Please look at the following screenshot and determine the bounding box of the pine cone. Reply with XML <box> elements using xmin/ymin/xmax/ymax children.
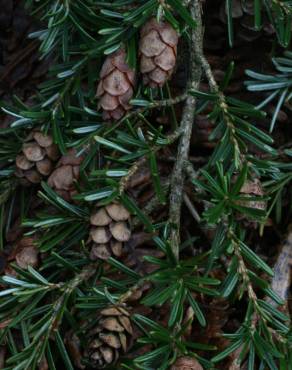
<box><xmin>96</xmin><ymin>48</ymin><xmax>135</xmax><ymax>121</ymax></box>
<box><xmin>139</xmin><ymin>18</ymin><xmax>179</xmax><ymax>88</ymax></box>
<box><xmin>84</xmin><ymin>306</ymin><xmax>133</xmax><ymax>369</ymax></box>
<box><xmin>15</xmin><ymin>131</ymin><xmax>59</xmax><ymax>184</ymax></box>
<box><xmin>171</xmin><ymin>356</ymin><xmax>203</xmax><ymax>370</ymax></box>
<box><xmin>89</xmin><ymin>202</ymin><xmax>131</xmax><ymax>260</ymax></box>
<box><xmin>47</xmin><ymin>148</ymin><xmax>83</xmax><ymax>201</ymax></box>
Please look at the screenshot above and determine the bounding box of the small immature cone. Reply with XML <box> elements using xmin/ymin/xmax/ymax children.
<box><xmin>47</xmin><ymin>148</ymin><xmax>84</xmax><ymax>201</ymax></box>
<box><xmin>171</xmin><ymin>356</ymin><xmax>203</xmax><ymax>370</ymax></box>
<box><xmin>15</xmin><ymin>130</ymin><xmax>59</xmax><ymax>184</ymax></box>
<box><xmin>89</xmin><ymin>202</ymin><xmax>131</xmax><ymax>261</ymax></box>
<box><xmin>139</xmin><ymin>18</ymin><xmax>179</xmax><ymax>88</ymax></box>
<box><xmin>96</xmin><ymin>48</ymin><xmax>135</xmax><ymax>121</ymax></box>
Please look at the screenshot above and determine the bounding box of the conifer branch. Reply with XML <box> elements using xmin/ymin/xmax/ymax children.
<box><xmin>198</xmin><ymin>54</ymin><xmax>244</xmax><ymax>166</ymax></box>
<box><xmin>168</xmin><ymin>0</ymin><xmax>203</xmax><ymax>260</ymax></box>
<box><xmin>105</xmin><ymin>93</ymin><xmax>188</xmax><ymax>137</ymax></box>
<box><xmin>228</xmin><ymin>226</ymin><xmax>292</xmax><ymax>369</ymax></box>
<box><xmin>132</xmin><ymin>179</ymin><xmax>171</xmax><ymax>228</ymax></box>
<box><xmin>2</xmin><ymin>1</ymin><xmax>292</xmax><ymax>369</ymax></box>
<box><xmin>119</xmin><ymin>126</ymin><xmax>184</xmax><ymax>195</ymax></box>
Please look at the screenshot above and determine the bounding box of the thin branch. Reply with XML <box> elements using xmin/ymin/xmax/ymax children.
<box><xmin>7</xmin><ymin>263</ymin><xmax>99</xmax><ymax>368</ymax></box>
<box><xmin>119</xmin><ymin>156</ymin><xmax>148</xmax><ymax>195</ymax></box>
<box><xmin>183</xmin><ymin>193</ymin><xmax>201</xmax><ymax>223</ymax></box>
<box><xmin>228</xmin><ymin>228</ymin><xmax>259</xmax><ymax>307</ymax></box>
<box><xmin>104</xmin><ymin>93</ymin><xmax>188</xmax><ymax>137</ymax></box>
<box><xmin>119</xmin><ymin>128</ymin><xmax>183</xmax><ymax>195</ymax></box>
<box><xmin>159</xmin><ymin>155</ymin><xmax>207</xmax><ymax>164</ymax></box>
<box><xmin>197</xmin><ymin>53</ymin><xmax>243</xmax><ymax>166</ymax></box>
<box><xmin>168</xmin><ymin>0</ymin><xmax>203</xmax><ymax>260</ymax></box>
<box><xmin>132</xmin><ymin>179</ymin><xmax>170</xmax><ymax>228</ymax></box>
<box><xmin>184</xmin><ymin>159</ymin><xmax>200</xmax><ymax>183</ymax></box>
<box><xmin>197</xmin><ymin>54</ymin><xmax>219</xmax><ymax>93</ymax></box>
<box><xmin>49</xmin><ymin>263</ymin><xmax>98</xmax><ymax>331</ymax></box>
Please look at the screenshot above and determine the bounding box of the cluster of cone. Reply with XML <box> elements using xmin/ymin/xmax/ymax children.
<box><xmin>97</xmin><ymin>17</ymin><xmax>179</xmax><ymax>120</ymax></box>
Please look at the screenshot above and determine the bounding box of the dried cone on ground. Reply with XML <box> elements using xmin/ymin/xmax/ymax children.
<box><xmin>89</xmin><ymin>202</ymin><xmax>131</xmax><ymax>260</ymax></box>
<box><xmin>65</xmin><ymin>331</ymin><xmax>85</xmax><ymax>369</ymax></box>
<box><xmin>48</xmin><ymin>148</ymin><xmax>83</xmax><ymax>201</ymax></box>
<box><xmin>84</xmin><ymin>306</ymin><xmax>133</xmax><ymax>369</ymax></box>
<box><xmin>239</xmin><ymin>178</ymin><xmax>266</xmax><ymax>211</ymax></box>
<box><xmin>139</xmin><ymin>17</ymin><xmax>179</xmax><ymax>88</ymax></box>
<box><xmin>219</xmin><ymin>0</ymin><xmax>274</xmax><ymax>42</ymax></box>
<box><xmin>15</xmin><ymin>131</ymin><xmax>59</xmax><ymax>184</ymax></box>
<box><xmin>234</xmin><ymin>177</ymin><xmax>266</xmax><ymax>228</ymax></box>
<box><xmin>96</xmin><ymin>48</ymin><xmax>135</xmax><ymax>121</ymax></box>
<box><xmin>171</xmin><ymin>356</ymin><xmax>203</xmax><ymax>370</ymax></box>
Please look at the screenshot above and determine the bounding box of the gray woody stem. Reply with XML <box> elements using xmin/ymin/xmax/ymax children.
<box><xmin>168</xmin><ymin>0</ymin><xmax>203</xmax><ymax>260</ymax></box>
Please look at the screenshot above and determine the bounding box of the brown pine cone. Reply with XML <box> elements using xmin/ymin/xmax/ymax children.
<box><xmin>96</xmin><ymin>48</ymin><xmax>135</xmax><ymax>121</ymax></box>
<box><xmin>139</xmin><ymin>18</ymin><xmax>179</xmax><ymax>88</ymax></box>
<box><xmin>47</xmin><ymin>148</ymin><xmax>84</xmax><ymax>201</ymax></box>
<box><xmin>89</xmin><ymin>202</ymin><xmax>131</xmax><ymax>260</ymax></box>
<box><xmin>84</xmin><ymin>306</ymin><xmax>133</xmax><ymax>369</ymax></box>
<box><xmin>171</xmin><ymin>356</ymin><xmax>203</xmax><ymax>370</ymax></box>
<box><xmin>15</xmin><ymin>131</ymin><xmax>59</xmax><ymax>184</ymax></box>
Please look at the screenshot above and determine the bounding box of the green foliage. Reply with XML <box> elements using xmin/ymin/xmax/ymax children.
<box><xmin>142</xmin><ymin>234</ymin><xmax>220</xmax><ymax>327</ymax></box>
<box><xmin>131</xmin><ymin>314</ymin><xmax>213</xmax><ymax>370</ymax></box>
<box><xmin>193</xmin><ymin>163</ymin><xmax>268</xmax><ymax>224</ymax></box>
<box><xmin>191</xmin><ymin>81</ymin><xmax>276</xmax><ymax>169</ymax></box>
<box><xmin>246</xmin><ymin>50</ymin><xmax>292</xmax><ymax>132</ymax></box>
<box><xmin>0</xmin><ymin>1</ymin><xmax>292</xmax><ymax>370</ymax></box>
